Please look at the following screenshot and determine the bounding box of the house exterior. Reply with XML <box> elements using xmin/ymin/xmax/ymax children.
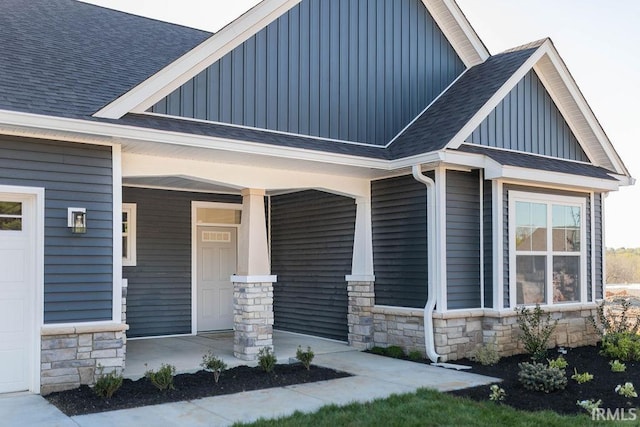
<box><xmin>0</xmin><ymin>0</ymin><xmax>632</xmax><ymax>395</ymax></box>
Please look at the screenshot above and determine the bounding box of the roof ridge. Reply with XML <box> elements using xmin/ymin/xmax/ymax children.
<box><xmin>500</xmin><ymin>37</ymin><xmax>549</xmax><ymax>54</ymax></box>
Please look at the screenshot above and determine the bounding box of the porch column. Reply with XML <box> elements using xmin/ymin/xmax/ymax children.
<box><xmin>346</xmin><ymin>197</ymin><xmax>375</xmax><ymax>350</ymax></box>
<box><xmin>232</xmin><ymin>188</ymin><xmax>276</xmax><ymax>361</ymax></box>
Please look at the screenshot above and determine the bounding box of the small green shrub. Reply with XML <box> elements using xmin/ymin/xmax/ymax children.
<box><xmin>385</xmin><ymin>346</ymin><xmax>405</xmax><ymax>359</ymax></box>
<box><xmin>518</xmin><ymin>361</ymin><xmax>567</xmax><ymax>393</ymax></box>
<box><xmin>590</xmin><ymin>298</ymin><xmax>640</xmax><ymax>337</ymax></box>
<box><xmin>472</xmin><ymin>342</ymin><xmax>500</xmax><ymax>366</ymax></box>
<box><xmin>258</xmin><ymin>347</ymin><xmax>277</xmax><ymax>373</ymax></box>
<box><xmin>296</xmin><ymin>346</ymin><xmax>314</xmax><ymax>370</ymax></box>
<box><xmin>576</xmin><ymin>399</ymin><xmax>602</xmax><ymax>414</ymax></box>
<box><xmin>615</xmin><ymin>382</ymin><xmax>638</xmax><ymax>398</ymax></box>
<box><xmin>516</xmin><ymin>305</ymin><xmax>558</xmax><ymax>362</ymax></box>
<box><xmin>600</xmin><ymin>332</ymin><xmax>640</xmax><ymax>362</ymax></box>
<box><xmin>571</xmin><ymin>368</ymin><xmax>593</xmax><ymax>384</ymax></box>
<box><xmin>547</xmin><ymin>356</ymin><xmax>568</xmax><ymax>370</ymax></box>
<box><xmin>370</xmin><ymin>346</ymin><xmax>386</xmax><ymax>356</ymax></box>
<box><xmin>93</xmin><ymin>365</ymin><xmax>123</xmax><ymax>399</ymax></box>
<box><xmin>609</xmin><ymin>359</ymin><xmax>627</xmax><ymax>372</ymax></box>
<box><xmin>407</xmin><ymin>350</ymin><xmax>423</xmax><ymax>361</ymax></box>
<box><xmin>488</xmin><ymin>384</ymin><xmax>506</xmax><ymax>402</ymax></box>
<box><xmin>201</xmin><ymin>351</ymin><xmax>227</xmax><ymax>383</ymax></box>
<box><xmin>144</xmin><ymin>363</ymin><xmax>176</xmax><ymax>391</ymax></box>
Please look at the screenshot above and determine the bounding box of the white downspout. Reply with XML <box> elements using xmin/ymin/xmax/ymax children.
<box><xmin>412</xmin><ymin>165</ymin><xmax>440</xmax><ymax>363</ymax></box>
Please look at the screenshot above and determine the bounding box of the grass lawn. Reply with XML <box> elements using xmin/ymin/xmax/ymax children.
<box><xmin>236</xmin><ymin>388</ymin><xmax>633</xmax><ymax>427</ymax></box>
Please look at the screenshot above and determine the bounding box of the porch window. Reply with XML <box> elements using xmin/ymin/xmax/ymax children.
<box><xmin>122</xmin><ymin>203</ymin><xmax>137</xmax><ymax>266</ymax></box>
<box><xmin>510</xmin><ymin>192</ymin><xmax>586</xmax><ymax>306</ymax></box>
<box><xmin>0</xmin><ymin>201</ymin><xmax>22</xmax><ymax>231</ymax></box>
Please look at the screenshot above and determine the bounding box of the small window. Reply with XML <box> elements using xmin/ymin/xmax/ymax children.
<box><xmin>122</xmin><ymin>203</ymin><xmax>137</xmax><ymax>266</ymax></box>
<box><xmin>0</xmin><ymin>201</ymin><xmax>22</xmax><ymax>231</ymax></box>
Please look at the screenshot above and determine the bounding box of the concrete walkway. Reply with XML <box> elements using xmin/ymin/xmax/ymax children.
<box><xmin>7</xmin><ymin>351</ymin><xmax>499</xmax><ymax>427</ymax></box>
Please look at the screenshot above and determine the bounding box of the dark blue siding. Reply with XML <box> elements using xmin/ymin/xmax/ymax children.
<box><xmin>594</xmin><ymin>193</ymin><xmax>603</xmax><ymax>299</ymax></box>
<box><xmin>271</xmin><ymin>190</ymin><xmax>355</xmax><ymax>341</ymax></box>
<box><xmin>503</xmin><ymin>185</ymin><xmax>593</xmax><ymax>307</ymax></box>
<box><xmin>469</xmin><ymin>70</ymin><xmax>589</xmax><ymax>162</ymax></box>
<box><xmin>483</xmin><ymin>178</ymin><xmax>493</xmax><ymax>308</ymax></box>
<box><xmin>150</xmin><ymin>0</ymin><xmax>465</xmax><ymax>145</ymax></box>
<box><xmin>371</xmin><ymin>174</ymin><xmax>429</xmax><ymax>308</ymax></box>
<box><xmin>0</xmin><ymin>137</ymin><xmax>113</xmax><ymax>323</ymax></box>
<box><xmin>446</xmin><ymin>170</ymin><xmax>481</xmax><ymax>309</ymax></box>
<box><xmin>123</xmin><ymin>188</ymin><xmax>240</xmax><ymax>338</ymax></box>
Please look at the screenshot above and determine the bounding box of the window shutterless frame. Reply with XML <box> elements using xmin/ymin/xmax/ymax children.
<box><xmin>122</xmin><ymin>203</ymin><xmax>137</xmax><ymax>266</ymax></box>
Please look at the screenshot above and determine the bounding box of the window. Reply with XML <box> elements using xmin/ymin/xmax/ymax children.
<box><xmin>510</xmin><ymin>192</ymin><xmax>586</xmax><ymax>306</ymax></box>
<box><xmin>0</xmin><ymin>201</ymin><xmax>22</xmax><ymax>231</ymax></box>
<box><xmin>122</xmin><ymin>203</ymin><xmax>137</xmax><ymax>266</ymax></box>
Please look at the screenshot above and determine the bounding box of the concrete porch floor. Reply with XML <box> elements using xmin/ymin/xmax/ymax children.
<box><xmin>125</xmin><ymin>330</ymin><xmax>354</xmax><ymax>379</ymax></box>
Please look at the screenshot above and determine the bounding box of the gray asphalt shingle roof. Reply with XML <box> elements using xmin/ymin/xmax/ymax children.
<box><xmin>0</xmin><ymin>0</ymin><xmax>210</xmax><ymax>118</ymax></box>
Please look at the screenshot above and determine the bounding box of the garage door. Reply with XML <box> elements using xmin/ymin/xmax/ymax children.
<box><xmin>0</xmin><ymin>194</ymin><xmax>35</xmax><ymax>393</ymax></box>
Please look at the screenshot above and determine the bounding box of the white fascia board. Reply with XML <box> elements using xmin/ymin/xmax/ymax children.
<box><xmin>445</xmin><ymin>44</ymin><xmax>548</xmax><ymax>151</ymax></box>
<box><xmin>537</xmin><ymin>46</ymin><xmax>630</xmax><ymax>177</ymax></box>
<box><xmin>486</xmin><ymin>165</ymin><xmax>620</xmax><ymax>192</ymax></box>
<box><xmin>422</xmin><ymin>0</ymin><xmax>489</xmax><ymax>67</ymax></box>
<box><xmin>94</xmin><ymin>0</ymin><xmax>301</xmax><ymax>119</ymax></box>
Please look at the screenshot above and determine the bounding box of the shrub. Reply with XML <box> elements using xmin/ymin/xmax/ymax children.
<box><xmin>296</xmin><ymin>346</ymin><xmax>314</xmax><ymax>370</ymax></box>
<box><xmin>201</xmin><ymin>351</ymin><xmax>227</xmax><ymax>383</ymax></box>
<box><xmin>571</xmin><ymin>368</ymin><xmax>593</xmax><ymax>384</ymax></box>
<box><xmin>488</xmin><ymin>384</ymin><xmax>506</xmax><ymax>402</ymax></box>
<box><xmin>517</xmin><ymin>361</ymin><xmax>567</xmax><ymax>393</ymax></box>
<box><xmin>600</xmin><ymin>332</ymin><xmax>640</xmax><ymax>362</ymax></box>
<box><xmin>615</xmin><ymin>382</ymin><xmax>638</xmax><ymax>398</ymax></box>
<box><xmin>145</xmin><ymin>363</ymin><xmax>176</xmax><ymax>391</ymax></box>
<box><xmin>385</xmin><ymin>346</ymin><xmax>405</xmax><ymax>359</ymax></box>
<box><xmin>472</xmin><ymin>342</ymin><xmax>500</xmax><ymax>366</ymax></box>
<box><xmin>590</xmin><ymin>298</ymin><xmax>640</xmax><ymax>362</ymax></box>
<box><xmin>407</xmin><ymin>350</ymin><xmax>423</xmax><ymax>361</ymax></box>
<box><xmin>547</xmin><ymin>356</ymin><xmax>568</xmax><ymax>370</ymax></box>
<box><xmin>93</xmin><ymin>365</ymin><xmax>123</xmax><ymax>399</ymax></box>
<box><xmin>515</xmin><ymin>304</ymin><xmax>558</xmax><ymax>362</ymax></box>
<box><xmin>258</xmin><ymin>347</ymin><xmax>277</xmax><ymax>373</ymax></box>
<box><xmin>370</xmin><ymin>346</ymin><xmax>386</xmax><ymax>356</ymax></box>
<box><xmin>576</xmin><ymin>399</ymin><xmax>602</xmax><ymax>414</ymax></box>
<box><xmin>609</xmin><ymin>359</ymin><xmax>627</xmax><ymax>372</ymax></box>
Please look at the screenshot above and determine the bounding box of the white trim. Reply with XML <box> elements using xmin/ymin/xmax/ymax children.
<box><xmin>435</xmin><ymin>167</ymin><xmax>447</xmax><ymax>312</ymax></box>
<box><xmin>508</xmin><ymin>191</ymin><xmax>587</xmax><ymax>308</ymax></box>
<box><xmin>113</xmin><ymin>146</ymin><xmax>123</xmax><ymax>323</ymax></box>
<box><xmin>479</xmin><ymin>169</ymin><xmax>484</xmax><ymax>309</ymax></box>
<box><xmin>0</xmin><ymin>186</ymin><xmax>44</xmax><ymax>393</ymax></box>
<box><xmin>121</xmin><ymin>203</ymin><xmax>137</xmax><ymax>267</ymax></box>
<box><xmin>231</xmin><ymin>275</ymin><xmax>277</xmax><ymax>283</ymax></box>
<box><xmin>346</xmin><ymin>275</ymin><xmax>376</xmax><ymax>282</ymax></box>
<box><xmin>493</xmin><ymin>180</ymin><xmax>504</xmax><ymax>310</ymax></box>
<box><xmin>94</xmin><ymin>0</ymin><xmax>302</xmax><ymax>118</ymax></box>
<box><xmin>590</xmin><ymin>192</ymin><xmax>596</xmax><ymax>302</ymax></box>
<box><xmin>123</xmin><ymin>183</ymin><xmax>240</xmax><ymax>196</ymax></box>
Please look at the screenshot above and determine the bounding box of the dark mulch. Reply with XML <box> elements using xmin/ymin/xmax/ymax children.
<box><xmin>449</xmin><ymin>344</ymin><xmax>640</xmax><ymax>415</ymax></box>
<box><xmin>45</xmin><ymin>364</ymin><xmax>350</xmax><ymax>416</ymax></box>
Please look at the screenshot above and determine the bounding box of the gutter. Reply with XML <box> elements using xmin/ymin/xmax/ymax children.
<box><xmin>411</xmin><ymin>165</ymin><xmax>440</xmax><ymax>363</ymax></box>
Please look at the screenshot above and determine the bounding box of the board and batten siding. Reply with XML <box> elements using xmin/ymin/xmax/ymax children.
<box><xmin>446</xmin><ymin>170</ymin><xmax>481</xmax><ymax>309</ymax></box>
<box><xmin>0</xmin><ymin>136</ymin><xmax>113</xmax><ymax>323</ymax></box>
<box><xmin>503</xmin><ymin>185</ymin><xmax>595</xmax><ymax>307</ymax></box>
<box><xmin>270</xmin><ymin>190</ymin><xmax>355</xmax><ymax>341</ymax></box>
<box><xmin>468</xmin><ymin>70</ymin><xmax>589</xmax><ymax>162</ymax></box>
<box><xmin>150</xmin><ymin>0</ymin><xmax>465</xmax><ymax>146</ymax></box>
<box><xmin>371</xmin><ymin>174</ymin><xmax>429</xmax><ymax>308</ymax></box>
<box><xmin>122</xmin><ymin>187</ymin><xmax>240</xmax><ymax>338</ymax></box>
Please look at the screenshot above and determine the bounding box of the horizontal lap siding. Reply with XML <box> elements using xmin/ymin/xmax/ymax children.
<box><xmin>271</xmin><ymin>190</ymin><xmax>355</xmax><ymax>341</ymax></box>
<box><xmin>0</xmin><ymin>136</ymin><xmax>113</xmax><ymax>323</ymax></box>
<box><xmin>446</xmin><ymin>170</ymin><xmax>481</xmax><ymax>309</ymax></box>
<box><xmin>483</xmin><ymin>178</ymin><xmax>493</xmax><ymax>308</ymax></box>
<box><xmin>594</xmin><ymin>193</ymin><xmax>603</xmax><ymax>299</ymax></box>
<box><xmin>372</xmin><ymin>174</ymin><xmax>428</xmax><ymax>308</ymax></box>
<box><xmin>123</xmin><ymin>188</ymin><xmax>240</xmax><ymax>338</ymax></box>
<box><xmin>468</xmin><ymin>70</ymin><xmax>589</xmax><ymax>162</ymax></box>
<box><xmin>151</xmin><ymin>0</ymin><xmax>464</xmax><ymax>146</ymax></box>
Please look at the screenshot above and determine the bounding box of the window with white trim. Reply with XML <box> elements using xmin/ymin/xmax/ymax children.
<box><xmin>510</xmin><ymin>192</ymin><xmax>586</xmax><ymax>306</ymax></box>
<box><xmin>122</xmin><ymin>203</ymin><xmax>137</xmax><ymax>266</ymax></box>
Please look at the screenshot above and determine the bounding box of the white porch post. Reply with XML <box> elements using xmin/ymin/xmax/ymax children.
<box><xmin>232</xmin><ymin>188</ymin><xmax>277</xmax><ymax>360</ymax></box>
<box><xmin>346</xmin><ymin>197</ymin><xmax>375</xmax><ymax>349</ymax></box>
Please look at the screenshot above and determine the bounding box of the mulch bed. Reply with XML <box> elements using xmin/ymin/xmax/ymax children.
<box><xmin>448</xmin><ymin>344</ymin><xmax>640</xmax><ymax>415</ymax></box>
<box><xmin>45</xmin><ymin>364</ymin><xmax>350</xmax><ymax>416</ymax></box>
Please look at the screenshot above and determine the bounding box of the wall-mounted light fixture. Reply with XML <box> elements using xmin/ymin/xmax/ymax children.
<box><xmin>67</xmin><ymin>207</ymin><xmax>87</xmax><ymax>234</ymax></box>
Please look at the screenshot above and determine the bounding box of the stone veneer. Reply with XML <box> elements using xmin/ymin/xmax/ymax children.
<box><xmin>40</xmin><ymin>323</ymin><xmax>127</xmax><ymax>395</ymax></box>
<box><xmin>233</xmin><ymin>281</ymin><xmax>274</xmax><ymax>360</ymax></box>
<box><xmin>347</xmin><ymin>281</ymin><xmax>375</xmax><ymax>350</ymax></box>
<box><xmin>370</xmin><ymin>304</ymin><xmax>600</xmax><ymax>362</ymax></box>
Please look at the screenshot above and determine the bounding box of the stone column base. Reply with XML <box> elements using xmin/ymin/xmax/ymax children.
<box><xmin>347</xmin><ymin>281</ymin><xmax>374</xmax><ymax>350</ymax></box>
<box><xmin>40</xmin><ymin>322</ymin><xmax>127</xmax><ymax>395</ymax></box>
<box><xmin>233</xmin><ymin>281</ymin><xmax>274</xmax><ymax>360</ymax></box>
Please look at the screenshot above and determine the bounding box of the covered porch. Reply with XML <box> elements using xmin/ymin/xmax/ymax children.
<box><xmin>124</xmin><ymin>330</ymin><xmax>354</xmax><ymax>379</ymax></box>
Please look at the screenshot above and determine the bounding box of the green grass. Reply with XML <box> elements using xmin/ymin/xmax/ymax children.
<box><xmin>234</xmin><ymin>388</ymin><xmax>626</xmax><ymax>427</ymax></box>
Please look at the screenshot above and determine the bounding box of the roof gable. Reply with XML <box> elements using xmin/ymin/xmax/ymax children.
<box><xmin>467</xmin><ymin>69</ymin><xmax>589</xmax><ymax>162</ymax></box>
<box><xmin>147</xmin><ymin>0</ymin><xmax>465</xmax><ymax>145</ymax></box>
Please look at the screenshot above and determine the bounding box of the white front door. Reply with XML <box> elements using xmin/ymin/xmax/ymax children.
<box><xmin>0</xmin><ymin>194</ymin><xmax>35</xmax><ymax>393</ymax></box>
<box><xmin>197</xmin><ymin>226</ymin><xmax>236</xmax><ymax>331</ymax></box>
